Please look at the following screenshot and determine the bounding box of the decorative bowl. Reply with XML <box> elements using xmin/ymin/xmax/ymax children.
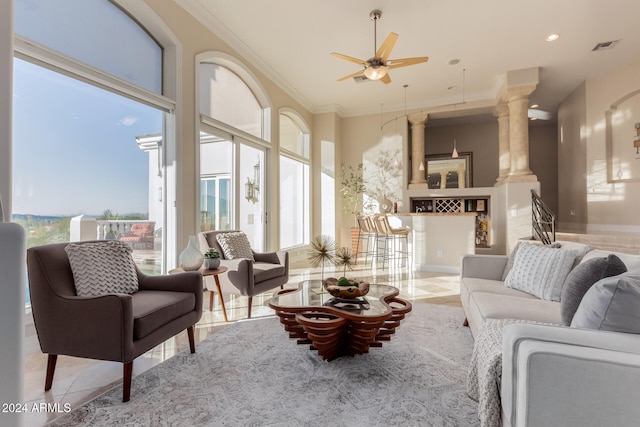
<box><xmin>322</xmin><ymin>277</ymin><xmax>370</xmax><ymax>299</ymax></box>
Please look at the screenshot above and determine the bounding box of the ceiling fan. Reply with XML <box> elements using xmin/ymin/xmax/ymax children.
<box><xmin>331</xmin><ymin>10</ymin><xmax>428</xmax><ymax>84</ymax></box>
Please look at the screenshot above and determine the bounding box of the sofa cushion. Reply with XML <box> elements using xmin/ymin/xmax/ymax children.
<box><xmin>560</xmin><ymin>254</ymin><xmax>627</xmax><ymax>325</ymax></box>
<box><xmin>216</xmin><ymin>232</ymin><xmax>255</xmax><ymax>261</ymax></box>
<box><xmin>504</xmin><ymin>243</ymin><xmax>577</xmax><ymax>301</ymax></box>
<box><xmin>253</xmin><ymin>262</ymin><xmax>286</xmax><ymax>282</ymax></box>
<box><xmin>132</xmin><ymin>290</ymin><xmax>195</xmax><ymax>340</ymax></box>
<box><xmin>469</xmin><ymin>292</ymin><xmax>563</xmax><ymax>326</ymax></box>
<box><xmin>65</xmin><ymin>240</ymin><xmax>139</xmax><ymax>297</ymax></box>
<box><xmin>571</xmin><ymin>274</ymin><xmax>640</xmax><ymax>334</ymax></box>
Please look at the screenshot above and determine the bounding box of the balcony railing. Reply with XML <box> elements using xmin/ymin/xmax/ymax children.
<box><xmin>96</xmin><ymin>219</ymin><xmax>155</xmax><ymax>240</ymax></box>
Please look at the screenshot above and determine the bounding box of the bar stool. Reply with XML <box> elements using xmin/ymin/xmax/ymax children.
<box><xmin>355</xmin><ymin>216</ymin><xmax>376</xmax><ymax>266</ymax></box>
<box><xmin>373</xmin><ymin>215</ymin><xmax>410</xmax><ymax>269</ymax></box>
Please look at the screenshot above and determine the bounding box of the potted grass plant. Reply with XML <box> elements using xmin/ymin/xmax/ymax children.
<box><xmin>203</xmin><ymin>248</ymin><xmax>220</xmax><ymax>270</ymax></box>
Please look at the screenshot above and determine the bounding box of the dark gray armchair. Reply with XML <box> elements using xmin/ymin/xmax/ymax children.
<box><xmin>26</xmin><ymin>241</ymin><xmax>203</xmax><ymax>402</ymax></box>
<box><xmin>198</xmin><ymin>230</ymin><xmax>289</xmax><ymax>318</ymax></box>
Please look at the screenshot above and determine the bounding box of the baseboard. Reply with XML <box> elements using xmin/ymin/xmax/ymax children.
<box><xmin>415</xmin><ymin>264</ymin><xmax>460</xmax><ymax>274</ymax></box>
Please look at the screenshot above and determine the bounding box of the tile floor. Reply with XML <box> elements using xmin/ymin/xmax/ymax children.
<box><xmin>22</xmin><ymin>261</ymin><xmax>462</xmax><ymax>426</ymax></box>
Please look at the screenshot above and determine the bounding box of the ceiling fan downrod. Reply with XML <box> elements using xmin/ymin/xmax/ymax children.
<box><xmin>370</xmin><ymin>10</ymin><xmax>382</xmax><ymax>57</ymax></box>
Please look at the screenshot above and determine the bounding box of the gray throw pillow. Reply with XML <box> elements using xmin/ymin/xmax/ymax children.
<box><xmin>571</xmin><ymin>274</ymin><xmax>640</xmax><ymax>334</ymax></box>
<box><xmin>65</xmin><ymin>240</ymin><xmax>139</xmax><ymax>297</ymax></box>
<box><xmin>560</xmin><ymin>254</ymin><xmax>627</xmax><ymax>325</ymax></box>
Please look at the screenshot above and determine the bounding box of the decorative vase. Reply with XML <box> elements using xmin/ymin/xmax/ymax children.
<box><xmin>179</xmin><ymin>235</ymin><xmax>203</xmax><ymax>271</ymax></box>
<box><xmin>203</xmin><ymin>257</ymin><xmax>220</xmax><ymax>270</ymax></box>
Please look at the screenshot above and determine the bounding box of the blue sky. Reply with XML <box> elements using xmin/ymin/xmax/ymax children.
<box><xmin>12</xmin><ymin>59</ymin><xmax>162</xmax><ymax>217</ymax></box>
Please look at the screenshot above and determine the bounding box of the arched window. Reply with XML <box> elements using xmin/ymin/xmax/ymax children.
<box><xmin>279</xmin><ymin>110</ymin><xmax>310</xmax><ymax>248</ymax></box>
<box><xmin>12</xmin><ymin>0</ymin><xmax>174</xmax><ymax>293</ymax></box>
<box><xmin>198</xmin><ymin>54</ymin><xmax>271</xmax><ymax>250</ymax></box>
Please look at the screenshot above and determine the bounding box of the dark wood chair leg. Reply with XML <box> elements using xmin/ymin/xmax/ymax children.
<box><xmin>463</xmin><ymin>317</ymin><xmax>469</xmax><ymax>327</ymax></box>
<box><xmin>123</xmin><ymin>361</ymin><xmax>133</xmax><ymax>402</ymax></box>
<box><xmin>187</xmin><ymin>326</ymin><xmax>196</xmax><ymax>354</ymax></box>
<box><xmin>247</xmin><ymin>297</ymin><xmax>253</xmax><ymax>318</ymax></box>
<box><xmin>44</xmin><ymin>354</ymin><xmax>57</xmax><ymax>391</ymax></box>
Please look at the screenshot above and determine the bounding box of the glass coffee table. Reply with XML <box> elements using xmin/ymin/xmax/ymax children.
<box><xmin>267</xmin><ymin>280</ymin><xmax>412</xmax><ymax>361</ymax></box>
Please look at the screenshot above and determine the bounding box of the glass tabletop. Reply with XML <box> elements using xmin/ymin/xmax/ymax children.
<box><xmin>268</xmin><ymin>279</ymin><xmax>399</xmax><ymax>318</ymax></box>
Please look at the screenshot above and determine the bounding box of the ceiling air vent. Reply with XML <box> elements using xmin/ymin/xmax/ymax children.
<box><xmin>353</xmin><ymin>75</ymin><xmax>371</xmax><ymax>83</ymax></box>
<box><xmin>592</xmin><ymin>40</ymin><xmax>620</xmax><ymax>51</ymax></box>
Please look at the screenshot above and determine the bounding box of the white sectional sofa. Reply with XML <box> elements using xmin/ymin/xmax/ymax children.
<box><xmin>461</xmin><ymin>240</ymin><xmax>640</xmax><ymax>427</ymax></box>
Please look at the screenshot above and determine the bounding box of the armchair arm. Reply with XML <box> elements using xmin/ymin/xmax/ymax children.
<box><xmin>253</xmin><ymin>250</ymin><xmax>287</xmax><ymax>265</ymax></box>
<box><xmin>138</xmin><ymin>271</ymin><xmax>203</xmax><ymax>294</ymax></box>
<box><xmin>461</xmin><ymin>254</ymin><xmax>508</xmax><ymax>280</ymax></box>
<box><xmin>33</xmin><ymin>293</ymin><xmax>134</xmax><ymax>362</ymax></box>
<box><xmin>502</xmin><ymin>324</ymin><xmax>640</xmax><ymax>427</ymax></box>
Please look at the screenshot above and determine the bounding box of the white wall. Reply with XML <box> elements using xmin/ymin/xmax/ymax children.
<box><xmin>559</xmin><ymin>59</ymin><xmax>640</xmax><ymax>233</ymax></box>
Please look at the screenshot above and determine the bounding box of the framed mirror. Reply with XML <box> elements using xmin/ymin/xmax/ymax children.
<box><xmin>424</xmin><ymin>152</ymin><xmax>473</xmax><ymax>189</ymax></box>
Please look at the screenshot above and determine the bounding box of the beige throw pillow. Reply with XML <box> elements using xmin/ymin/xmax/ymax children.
<box><xmin>216</xmin><ymin>232</ymin><xmax>255</xmax><ymax>261</ymax></box>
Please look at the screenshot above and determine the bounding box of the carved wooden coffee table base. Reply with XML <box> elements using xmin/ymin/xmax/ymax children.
<box><xmin>269</xmin><ymin>282</ymin><xmax>412</xmax><ymax>361</ymax></box>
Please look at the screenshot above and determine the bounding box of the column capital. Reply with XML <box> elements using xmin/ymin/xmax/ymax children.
<box><xmin>408</xmin><ymin>111</ymin><xmax>428</xmax><ymax>126</ymax></box>
<box><xmin>493</xmin><ymin>101</ymin><xmax>509</xmax><ymax>118</ymax></box>
<box><xmin>506</xmin><ymin>84</ymin><xmax>537</xmax><ymax>101</ymax></box>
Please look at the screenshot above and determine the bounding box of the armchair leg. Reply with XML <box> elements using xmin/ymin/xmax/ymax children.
<box><xmin>463</xmin><ymin>317</ymin><xmax>469</xmax><ymax>327</ymax></box>
<box><xmin>187</xmin><ymin>326</ymin><xmax>196</xmax><ymax>353</ymax></box>
<box><xmin>247</xmin><ymin>297</ymin><xmax>253</xmax><ymax>318</ymax></box>
<box><xmin>123</xmin><ymin>361</ymin><xmax>133</xmax><ymax>402</ymax></box>
<box><xmin>44</xmin><ymin>354</ymin><xmax>57</xmax><ymax>391</ymax></box>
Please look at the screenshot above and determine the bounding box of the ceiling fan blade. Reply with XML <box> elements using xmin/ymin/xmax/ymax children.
<box><xmin>375</xmin><ymin>32</ymin><xmax>398</xmax><ymax>61</ymax></box>
<box><xmin>330</xmin><ymin>52</ymin><xmax>367</xmax><ymax>66</ymax></box>
<box><xmin>380</xmin><ymin>73</ymin><xmax>392</xmax><ymax>84</ymax></box>
<box><xmin>386</xmin><ymin>56</ymin><xmax>429</xmax><ymax>69</ymax></box>
<box><xmin>337</xmin><ymin>69</ymin><xmax>366</xmax><ymax>82</ymax></box>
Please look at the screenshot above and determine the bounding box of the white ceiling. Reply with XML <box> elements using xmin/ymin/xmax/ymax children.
<box><xmin>177</xmin><ymin>0</ymin><xmax>640</xmax><ymax>119</ymax></box>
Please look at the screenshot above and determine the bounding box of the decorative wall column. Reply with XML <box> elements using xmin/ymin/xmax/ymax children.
<box><xmin>409</xmin><ymin>113</ymin><xmax>428</xmax><ymax>184</ymax></box>
<box><xmin>494</xmin><ymin>101</ymin><xmax>510</xmax><ymax>183</ymax></box>
<box><xmin>506</xmin><ymin>84</ymin><xmax>537</xmax><ymax>181</ymax></box>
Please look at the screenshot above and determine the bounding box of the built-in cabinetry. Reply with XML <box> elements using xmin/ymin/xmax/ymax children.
<box><xmin>410</xmin><ymin>196</ymin><xmax>490</xmax><ymax>248</ymax></box>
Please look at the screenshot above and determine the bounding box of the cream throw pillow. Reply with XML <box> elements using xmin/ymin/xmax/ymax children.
<box><xmin>504</xmin><ymin>243</ymin><xmax>577</xmax><ymax>301</ymax></box>
<box><xmin>65</xmin><ymin>240</ymin><xmax>139</xmax><ymax>297</ymax></box>
<box><xmin>216</xmin><ymin>232</ymin><xmax>255</xmax><ymax>261</ymax></box>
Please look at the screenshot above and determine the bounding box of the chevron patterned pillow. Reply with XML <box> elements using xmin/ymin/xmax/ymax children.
<box><xmin>216</xmin><ymin>232</ymin><xmax>255</xmax><ymax>261</ymax></box>
<box><xmin>65</xmin><ymin>240</ymin><xmax>139</xmax><ymax>297</ymax></box>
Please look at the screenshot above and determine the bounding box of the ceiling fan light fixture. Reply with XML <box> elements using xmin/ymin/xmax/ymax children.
<box><xmin>364</xmin><ymin>65</ymin><xmax>388</xmax><ymax>80</ymax></box>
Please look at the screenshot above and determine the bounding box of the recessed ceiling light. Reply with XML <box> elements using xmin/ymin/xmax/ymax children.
<box><xmin>530</xmin><ymin>104</ymin><xmax>539</xmax><ymax>109</ymax></box>
<box><xmin>530</xmin><ymin>117</ymin><xmax>538</xmax><ymax>121</ymax></box>
<box><xmin>546</xmin><ymin>34</ymin><xmax>560</xmax><ymax>42</ymax></box>
<box><xmin>448</xmin><ymin>86</ymin><xmax>457</xmax><ymax>90</ymax></box>
<box><xmin>449</xmin><ymin>59</ymin><xmax>460</xmax><ymax>65</ymax></box>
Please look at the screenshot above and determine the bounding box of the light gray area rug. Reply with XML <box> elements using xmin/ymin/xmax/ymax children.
<box><xmin>48</xmin><ymin>303</ymin><xmax>479</xmax><ymax>427</ymax></box>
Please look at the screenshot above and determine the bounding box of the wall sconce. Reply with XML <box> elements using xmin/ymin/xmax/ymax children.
<box><xmin>244</xmin><ymin>158</ymin><xmax>260</xmax><ymax>203</ymax></box>
<box><xmin>635</xmin><ymin>122</ymin><xmax>640</xmax><ymax>156</ymax></box>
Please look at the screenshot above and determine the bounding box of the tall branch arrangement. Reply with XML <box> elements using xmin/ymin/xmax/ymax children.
<box><xmin>340</xmin><ymin>163</ymin><xmax>372</xmax><ymax>220</ymax></box>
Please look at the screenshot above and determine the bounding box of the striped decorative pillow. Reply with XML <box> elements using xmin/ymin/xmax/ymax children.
<box><xmin>216</xmin><ymin>232</ymin><xmax>255</xmax><ymax>261</ymax></box>
<box><xmin>65</xmin><ymin>241</ymin><xmax>139</xmax><ymax>297</ymax></box>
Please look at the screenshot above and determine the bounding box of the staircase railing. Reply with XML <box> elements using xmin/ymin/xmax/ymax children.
<box><xmin>531</xmin><ymin>190</ymin><xmax>555</xmax><ymax>244</ymax></box>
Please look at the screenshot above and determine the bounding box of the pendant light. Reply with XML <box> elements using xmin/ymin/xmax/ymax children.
<box><xmin>451</xmin><ymin>69</ymin><xmax>466</xmax><ymax>158</ymax></box>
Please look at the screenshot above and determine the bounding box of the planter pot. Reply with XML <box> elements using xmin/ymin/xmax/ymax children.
<box><xmin>203</xmin><ymin>257</ymin><xmax>220</xmax><ymax>270</ymax></box>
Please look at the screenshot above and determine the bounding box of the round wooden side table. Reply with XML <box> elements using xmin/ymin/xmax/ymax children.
<box><xmin>169</xmin><ymin>266</ymin><xmax>229</xmax><ymax>322</ymax></box>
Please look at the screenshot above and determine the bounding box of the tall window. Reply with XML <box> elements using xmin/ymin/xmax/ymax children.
<box><xmin>13</xmin><ymin>0</ymin><xmax>171</xmax><ymax>286</ymax></box>
<box><xmin>279</xmin><ymin>112</ymin><xmax>310</xmax><ymax>248</ymax></box>
<box><xmin>199</xmin><ymin>59</ymin><xmax>270</xmax><ymax>250</ymax></box>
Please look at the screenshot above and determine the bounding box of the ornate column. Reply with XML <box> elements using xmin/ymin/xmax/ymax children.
<box><xmin>409</xmin><ymin>113</ymin><xmax>428</xmax><ymax>184</ymax></box>
<box><xmin>506</xmin><ymin>84</ymin><xmax>537</xmax><ymax>180</ymax></box>
<box><xmin>494</xmin><ymin>101</ymin><xmax>510</xmax><ymax>183</ymax></box>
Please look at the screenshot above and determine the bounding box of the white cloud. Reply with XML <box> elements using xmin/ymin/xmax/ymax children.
<box><xmin>119</xmin><ymin>116</ymin><xmax>138</xmax><ymax>126</ymax></box>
